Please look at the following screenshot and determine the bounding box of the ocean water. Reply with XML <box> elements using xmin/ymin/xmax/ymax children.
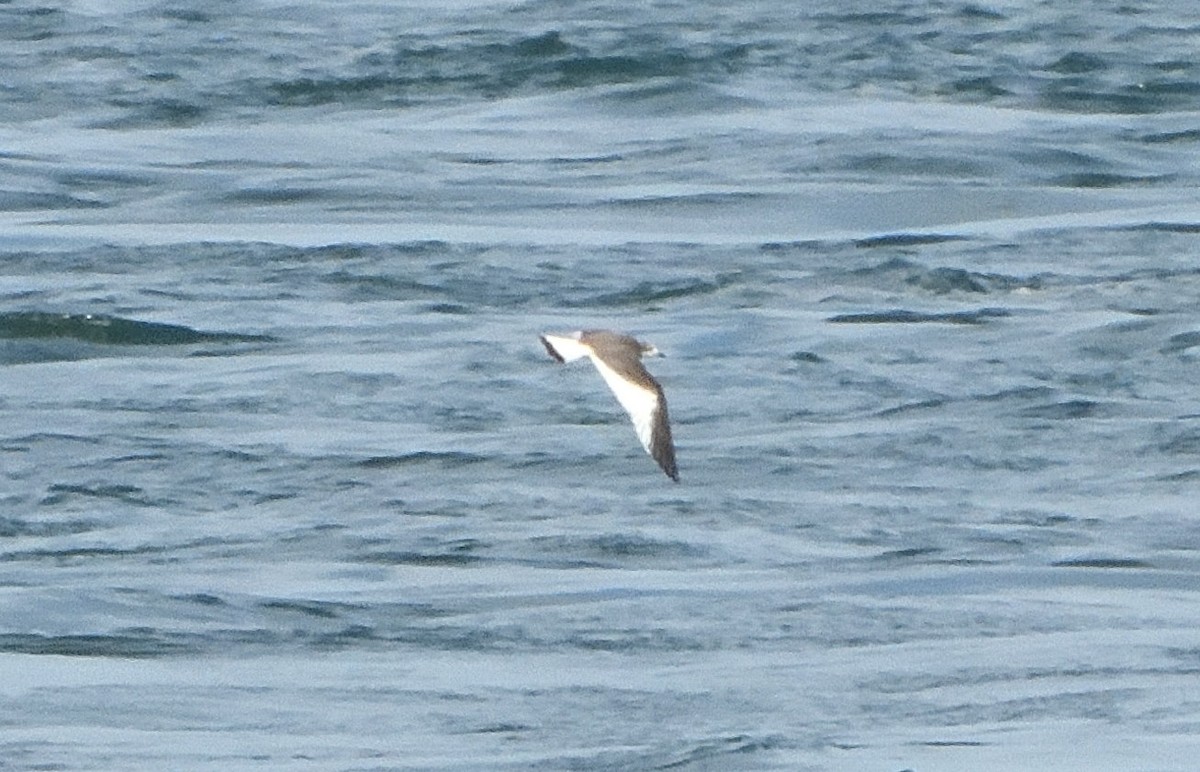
<box><xmin>4</xmin><ymin>0</ymin><xmax>1200</xmax><ymax>769</ymax></box>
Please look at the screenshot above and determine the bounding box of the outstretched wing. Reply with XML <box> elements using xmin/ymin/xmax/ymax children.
<box><xmin>588</xmin><ymin>355</ymin><xmax>679</xmax><ymax>481</ymax></box>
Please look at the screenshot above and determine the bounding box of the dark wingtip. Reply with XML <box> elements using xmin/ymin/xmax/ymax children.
<box><xmin>650</xmin><ymin>403</ymin><xmax>678</xmax><ymax>482</ymax></box>
<box><xmin>539</xmin><ymin>335</ymin><xmax>565</xmax><ymax>363</ymax></box>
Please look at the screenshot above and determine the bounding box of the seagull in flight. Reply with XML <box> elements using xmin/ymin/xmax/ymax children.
<box><xmin>539</xmin><ymin>329</ymin><xmax>679</xmax><ymax>482</ymax></box>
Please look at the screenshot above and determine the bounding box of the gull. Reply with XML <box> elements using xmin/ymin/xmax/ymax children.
<box><xmin>539</xmin><ymin>329</ymin><xmax>679</xmax><ymax>481</ymax></box>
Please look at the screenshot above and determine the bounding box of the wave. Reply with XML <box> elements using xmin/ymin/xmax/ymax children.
<box><xmin>0</xmin><ymin>312</ymin><xmax>274</xmax><ymax>365</ymax></box>
<box><xmin>0</xmin><ymin>633</ymin><xmax>186</xmax><ymax>659</ymax></box>
<box><xmin>357</xmin><ymin>451</ymin><xmax>489</xmax><ymax>468</ymax></box>
<box><xmin>9</xmin><ymin>1</ymin><xmax>1200</xmax><ymax>134</ymax></box>
<box><xmin>572</xmin><ymin>276</ymin><xmax>735</xmax><ymax>308</ymax></box>
<box><xmin>854</xmin><ymin>233</ymin><xmax>971</xmax><ymax>248</ymax></box>
<box><xmin>0</xmin><ymin>515</ymin><xmax>98</xmax><ymax>538</ymax></box>
<box><xmin>840</xmin><ymin>257</ymin><xmax>1045</xmax><ymax>295</ymax></box>
<box><xmin>0</xmin><ymin>312</ymin><xmax>272</xmax><ymax>346</ymax></box>
<box><xmin>256</xmin><ymin>29</ymin><xmax>753</xmax><ymax>110</ymax></box>
<box><xmin>827</xmin><ymin>308</ymin><xmax>1010</xmax><ymax>325</ymax></box>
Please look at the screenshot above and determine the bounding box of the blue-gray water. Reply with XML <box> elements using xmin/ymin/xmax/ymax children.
<box><xmin>4</xmin><ymin>1</ymin><xmax>1200</xmax><ymax>769</ymax></box>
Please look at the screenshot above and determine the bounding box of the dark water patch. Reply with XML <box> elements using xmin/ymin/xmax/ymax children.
<box><xmin>95</xmin><ymin>97</ymin><xmax>209</xmax><ymax>129</ymax></box>
<box><xmin>469</xmin><ymin>722</ymin><xmax>535</xmax><ymax>735</ymax></box>
<box><xmin>389</xmin><ymin>624</ymin><xmax>534</xmax><ymax>652</ymax></box>
<box><xmin>1164</xmin><ymin>647</ymin><xmax>1200</xmax><ymax>668</ymax></box>
<box><xmin>854</xmin><ymin>233</ymin><xmax>971</xmax><ymax>249</ymax></box>
<box><xmin>841</xmin><ymin>151</ymin><xmax>990</xmax><ymax>178</ymax></box>
<box><xmin>0</xmin><ymin>516</ymin><xmax>98</xmax><ymax>538</ymax></box>
<box><xmin>324</xmin><ymin>270</ymin><xmax>440</xmax><ymax>301</ymax></box>
<box><xmin>529</xmin><ymin>533</ymin><xmax>707</xmax><ymax>567</ymax></box>
<box><xmin>1154</xmin><ymin>469</ymin><xmax>1200</xmax><ymax>482</ymax></box>
<box><xmin>549</xmin><ymin>32</ymin><xmax>751</xmax><ymax>91</ymax></box>
<box><xmin>2</xmin><ymin>432</ymin><xmax>103</xmax><ymax>452</ymax></box>
<box><xmin>55</xmin><ymin>168</ymin><xmax>155</xmax><ymax>194</ymax></box>
<box><xmin>173</xmin><ymin>592</ymin><xmax>227</xmax><ymax>607</ymax></box>
<box><xmin>0</xmin><ymin>339</ymin><xmax>95</xmax><ymax>366</ymax></box>
<box><xmin>573</xmin><ymin>275</ymin><xmax>736</xmax><ymax>308</ymax></box>
<box><xmin>610</xmin><ymin>192</ymin><xmax>765</xmax><ymax>210</ymax></box>
<box><xmin>356</xmin><ymin>550</ymin><xmax>484</xmax><ymax>567</ymax></box>
<box><xmin>957</xmin><ymin>4</ymin><xmax>1006</xmax><ymax>21</ymax></box>
<box><xmin>909</xmin><ymin>267</ymin><xmax>989</xmax><ymax>294</ymax></box>
<box><xmin>827</xmin><ymin>308</ymin><xmax>1010</xmax><ymax>325</ymax></box>
<box><xmin>815</xmin><ymin>9</ymin><xmax>925</xmax><ymax>25</ymax></box>
<box><xmin>425</xmin><ymin>302</ymin><xmax>472</xmax><ymax>314</ymax></box>
<box><xmin>256</xmin><ymin>29</ymin><xmax>754</xmax><ymax>108</ymax></box>
<box><xmin>843</xmin><ymin>258</ymin><xmax>1041</xmax><ymax>295</ymax></box>
<box><xmin>995</xmin><ymin>510</ymin><xmax>1083</xmax><ymax>528</ymax></box>
<box><xmin>593</xmin><ymin>78</ymin><xmax>761</xmax><ymax>117</ymax></box>
<box><xmin>1138</xmin><ymin>128</ymin><xmax>1200</xmax><ymax>144</ymax></box>
<box><xmin>0</xmin><ymin>312</ymin><xmax>273</xmax><ymax>346</ymax></box>
<box><xmin>758</xmin><ymin>239</ymin><xmax>828</xmax><ymax>254</ymax></box>
<box><xmin>259</xmin><ymin>599</ymin><xmax>359</xmax><ymax>619</ymax></box>
<box><xmin>39</xmin><ymin>483</ymin><xmax>161</xmax><ymax>508</ymax></box>
<box><xmin>874</xmin><ymin>398</ymin><xmax>948</xmax><ymax>418</ymax></box>
<box><xmin>1020</xmin><ymin>400</ymin><xmax>1103</xmax><ymax>420</ymax></box>
<box><xmin>262</xmin><ymin>73</ymin><xmax>409</xmax><ymax>108</ymax></box>
<box><xmin>1052</xmin><ymin>557</ymin><xmax>1153</xmax><ymax>569</ymax></box>
<box><xmin>975</xmin><ymin>386</ymin><xmax>1057</xmax><ymax>404</ymax></box>
<box><xmin>1122</xmin><ymin>221</ymin><xmax>1200</xmax><ymax>234</ymax></box>
<box><xmin>569</xmin><ymin>628</ymin><xmax>705</xmax><ymax>653</ymax></box>
<box><xmin>1049</xmin><ymin>172</ymin><xmax>1170</xmax><ymax>188</ymax></box>
<box><xmin>0</xmin><ymin>190</ymin><xmax>106</xmax><ymax>211</ymax></box>
<box><xmin>0</xmin><ymin>633</ymin><xmax>188</xmax><ymax>658</ymax></box>
<box><xmin>0</xmin><ymin>545</ymin><xmax>162</xmax><ymax>563</ymax></box>
<box><xmin>557</xmin><ymin>52</ymin><xmax>689</xmax><ymax>89</ymax></box>
<box><xmin>1</xmin><ymin>5</ymin><xmax>66</xmax><ymax>42</ymax></box>
<box><xmin>435</xmin><ymin>405</ymin><xmax>505</xmax><ymax>432</ymax></box>
<box><xmin>0</xmin><ymin>627</ymin><xmax>381</xmax><ymax>657</ymax></box>
<box><xmin>1047</xmin><ymin>52</ymin><xmax>1109</xmax><ymax>75</ymax></box>
<box><xmin>1037</xmin><ymin>80</ymin><xmax>1199</xmax><ymax>115</ymax></box>
<box><xmin>309</xmin><ymin>241</ymin><xmax>451</xmax><ymax>260</ymax></box>
<box><xmin>323</xmin><ymin>257</ymin><xmax>575</xmax><ymax>308</ymax></box>
<box><xmin>1163</xmin><ymin>332</ymin><xmax>1200</xmax><ymax>355</ymax></box>
<box><xmin>873</xmin><ymin>546</ymin><xmax>943</xmax><ymax>563</ymax></box>
<box><xmin>511</xmin><ymin>29</ymin><xmax>572</xmax><ymax>58</ymax></box>
<box><xmin>308</xmin><ymin>625</ymin><xmax>379</xmax><ymax>650</ymax></box>
<box><xmin>508</xmin><ymin>452</ymin><xmax>576</xmax><ymax>473</ymax></box>
<box><xmin>358</xmin><ymin>451</ymin><xmax>488</xmax><ymax>469</ymax></box>
<box><xmin>966</xmin><ymin>453</ymin><xmax>1061</xmax><ymax>473</ymax></box>
<box><xmin>654</xmin><ymin>733</ymin><xmax>787</xmax><ymax>768</ymax></box>
<box><xmin>941</xmin><ymin>74</ymin><xmax>1013</xmax><ymax>99</ymax></box>
<box><xmin>108</xmin><ymin>449</ymin><xmax>175</xmax><ymax>461</ymax></box>
<box><xmin>383</xmin><ymin>501</ymin><xmax>469</xmax><ymax>518</ymax></box>
<box><xmin>1012</xmin><ymin>146</ymin><xmax>1106</xmax><ymax>178</ymax></box>
<box><xmin>159</xmin><ymin>5</ymin><xmax>213</xmax><ymax>24</ymax></box>
<box><xmin>1155</xmin><ymin>428</ymin><xmax>1200</xmax><ymax>456</ymax></box>
<box><xmin>358</xmin><ymin>537</ymin><xmax>486</xmax><ymax>567</ymax></box>
<box><xmin>220</xmin><ymin>186</ymin><xmax>326</xmax><ymax>205</ymax></box>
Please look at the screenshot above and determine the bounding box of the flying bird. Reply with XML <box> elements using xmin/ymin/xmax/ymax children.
<box><xmin>539</xmin><ymin>329</ymin><xmax>678</xmax><ymax>481</ymax></box>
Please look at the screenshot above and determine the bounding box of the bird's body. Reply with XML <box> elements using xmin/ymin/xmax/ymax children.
<box><xmin>540</xmin><ymin>330</ymin><xmax>678</xmax><ymax>481</ymax></box>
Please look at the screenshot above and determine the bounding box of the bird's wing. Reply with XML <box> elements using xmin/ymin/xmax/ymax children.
<box><xmin>647</xmin><ymin>400</ymin><xmax>678</xmax><ymax>482</ymax></box>
<box><xmin>588</xmin><ymin>354</ymin><xmax>679</xmax><ymax>481</ymax></box>
<box><xmin>539</xmin><ymin>333</ymin><xmax>590</xmax><ymax>363</ymax></box>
